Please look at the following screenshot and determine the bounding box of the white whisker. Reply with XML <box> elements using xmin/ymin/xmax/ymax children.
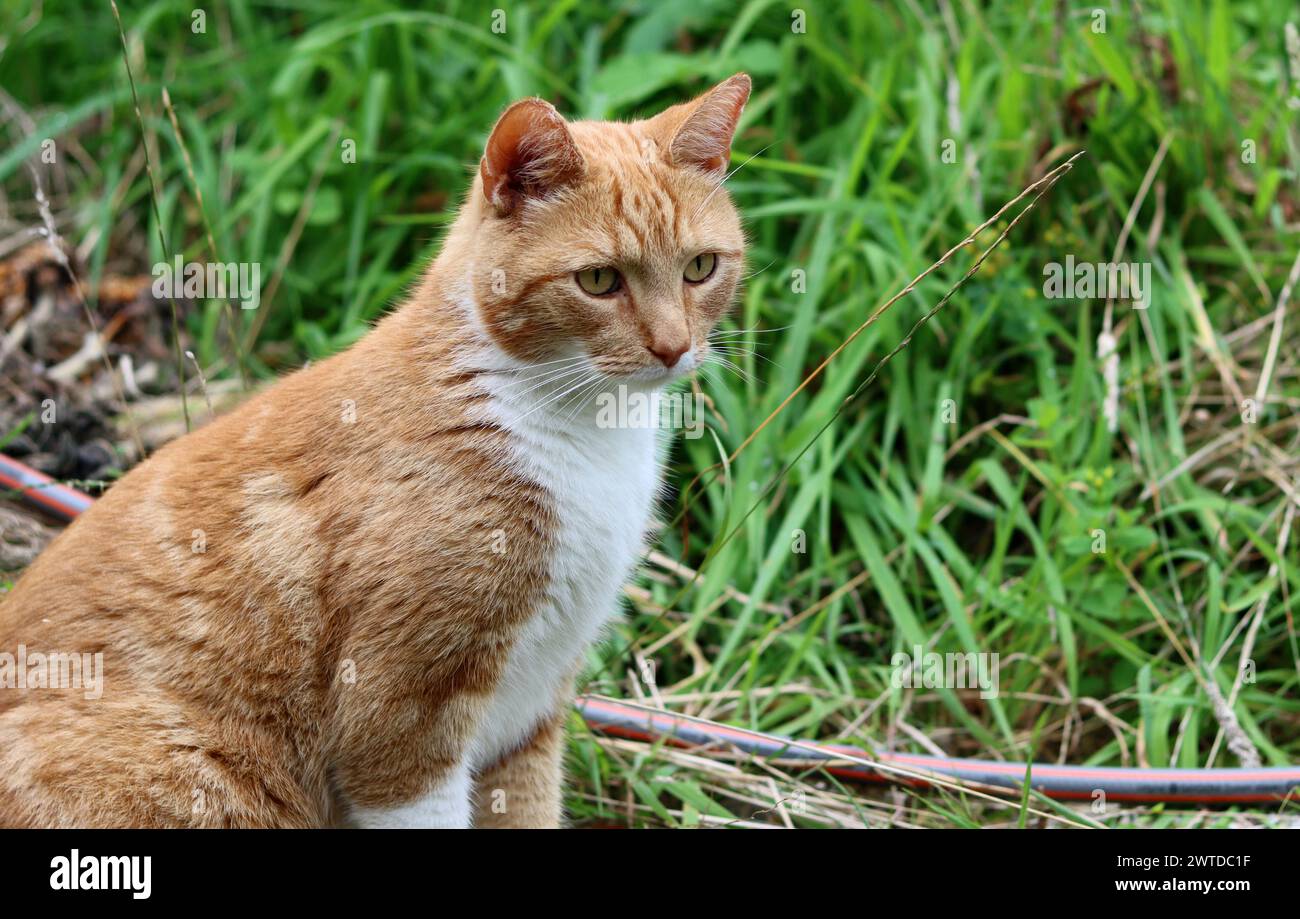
<box><xmin>710</xmin><ymin>324</ymin><xmax>792</xmax><ymax>337</ymax></box>
<box><xmin>704</xmin><ymin>353</ymin><xmax>756</xmax><ymax>385</ymax></box>
<box><xmin>518</xmin><ymin>368</ymin><xmax>605</xmax><ymax>422</ymax></box>
<box><xmin>709</xmin><ymin>345</ymin><xmax>780</xmax><ymax>368</ymax></box>
<box><xmin>562</xmin><ymin>374</ymin><xmax>609</xmax><ymax>424</ymax></box>
<box><xmin>692</xmin><ymin>141</ymin><xmax>777</xmax><ymax>220</ymax></box>
<box><xmin>494</xmin><ymin>359</ymin><xmax>590</xmax><ymax>396</ymax></box>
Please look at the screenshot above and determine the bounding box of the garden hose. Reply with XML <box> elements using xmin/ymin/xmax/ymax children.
<box><xmin>577</xmin><ymin>695</ymin><xmax>1300</xmax><ymax>805</ymax></box>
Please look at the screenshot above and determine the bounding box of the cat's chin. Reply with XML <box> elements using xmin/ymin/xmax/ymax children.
<box><xmin>599</xmin><ymin>365</ymin><xmax>693</xmax><ymax>388</ymax></box>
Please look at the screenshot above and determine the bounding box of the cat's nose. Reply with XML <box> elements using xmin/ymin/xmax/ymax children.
<box><xmin>647</xmin><ymin>338</ymin><xmax>690</xmax><ymax>368</ymax></box>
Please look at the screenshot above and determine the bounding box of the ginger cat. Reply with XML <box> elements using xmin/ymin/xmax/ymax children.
<box><xmin>0</xmin><ymin>74</ymin><xmax>750</xmax><ymax>827</ymax></box>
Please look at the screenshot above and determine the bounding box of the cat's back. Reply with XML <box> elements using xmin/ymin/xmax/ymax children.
<box><xmin>0</xmin><ymin>311</ymin><xmax>498</xmax><ymax>826</ymax></box>
<box><xmin>0</xmin><ymin>339</ymin><xmax>382</xmax><ymax>826</ymax></box>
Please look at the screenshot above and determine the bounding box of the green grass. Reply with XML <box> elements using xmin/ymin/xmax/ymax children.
<box><xmin>4</xmin><ymin>0</ymin><xmax>1300</xmax><ymax>827</ymax></box>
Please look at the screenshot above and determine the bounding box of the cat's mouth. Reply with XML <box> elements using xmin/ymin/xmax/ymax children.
<box><xmin>594</xmin><ymin>349</ymin><xmax>700</xmax><ymax>385</ymax></box>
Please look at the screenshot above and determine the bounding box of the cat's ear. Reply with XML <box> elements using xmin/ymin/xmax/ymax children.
<box><xmin>654</xmin><ymin>73</ymin><xmax>751</xmax><ymax>178</ymax></box>
<box><xmin>480</xmin><ymin>98</ymin><xmax>585</xmax><ymax>216</ymax></box>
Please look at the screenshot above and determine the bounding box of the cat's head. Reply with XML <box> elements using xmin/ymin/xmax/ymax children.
<box><xmin>463</xmin><ymin>74</ymin><xmax>750</xmax><ymax>384</ymax></box>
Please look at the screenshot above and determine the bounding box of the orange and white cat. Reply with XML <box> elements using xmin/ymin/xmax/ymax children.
<box><xmin>0</xmin><ymin>74</ymin><xmax>750</xmax><ymax>827</ymax></box>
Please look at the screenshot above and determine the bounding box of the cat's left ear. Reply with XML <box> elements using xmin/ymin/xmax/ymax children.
<box><xmin>654</xmin><ymin>73</ymin><xmax>751</xmax><ymax>178</ymax></box>
<box><xmin>481</xmin><ymin>98</ymin><xmax>585</xmax><ymax>216</ymax></box>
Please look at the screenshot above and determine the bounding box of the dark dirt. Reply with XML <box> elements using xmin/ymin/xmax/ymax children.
<box><xmin>1</xmin><ymin>241</ymin><xmax>188</xmax><ymax>484</ymax></box>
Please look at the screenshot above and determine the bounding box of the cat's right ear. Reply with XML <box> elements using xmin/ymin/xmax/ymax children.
<box><xmin>480</xmin><ymin>98</ymin><xmax>585</xmax><ymax>217</ymax></box>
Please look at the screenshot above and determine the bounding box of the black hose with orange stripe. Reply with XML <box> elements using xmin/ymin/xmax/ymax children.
<box><xmin>577</xmin><ymin>696</ymin><xmax>1300</xmax><ymax>805</ymax></box>
<box><xmin>0</xmin><ymin>454</ymin><xmax>93</xmax><ymax>521</ymax></box>
<box><xmin>4</xmin><ymin>452</ymin><xmax>1298</xmax><ymax>806</ymax></box>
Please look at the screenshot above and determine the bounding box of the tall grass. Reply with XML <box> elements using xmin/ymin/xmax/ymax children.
<box><xmin>2</xmin><ymin>0</ymin><xmax>1298</xmax><ymax>826</ymax></box>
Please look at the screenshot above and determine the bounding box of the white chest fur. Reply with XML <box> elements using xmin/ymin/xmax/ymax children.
<box><xmin>467</xmin><ymin>371</ymin><xmax>662</xmax><ymax>770</ymax></box>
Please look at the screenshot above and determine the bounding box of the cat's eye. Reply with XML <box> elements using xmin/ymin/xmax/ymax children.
<box><xmin>575</xmin><ymin>267</ymin><xmax>621</xmax><ymax>296</ymax></box>
<box><xmin>684</xmin><ymin>253</ymin><xmax>717</xmax><ymax>283</ymax></box>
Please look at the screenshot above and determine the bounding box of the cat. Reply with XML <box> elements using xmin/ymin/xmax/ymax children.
<box><xmin>0</xmin><ymin>73</ymin><xmax>750</xmax><ymax>828</ymax></box>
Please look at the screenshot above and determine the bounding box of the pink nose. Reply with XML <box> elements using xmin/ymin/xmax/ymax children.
<box><xmin>648</xmin><ymin>340</ymin><xmax>689</xmax><ymax>368</ymax></box>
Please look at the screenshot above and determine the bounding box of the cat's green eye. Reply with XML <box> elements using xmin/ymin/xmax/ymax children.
<box><xmin>684</xmin><ymin>253</ymin><xmax>717</xmax><ymax>283</ymax></box>
<box><xmin>576</xmin><ymin>267</ymin><xmax>621</xmax><ymax>296</ymax></box>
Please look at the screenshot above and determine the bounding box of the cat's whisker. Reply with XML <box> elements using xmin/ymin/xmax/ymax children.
<box><xmin>562</xmin><ymin>374</ymin><xmax>609</xmax><ymax>424</ymax></box>
<box><xmin>555</xmin><ymin>369</ymin><xmax>601</xmax><ymax>412</ymax></box>
<box><xmin>489</xmin><ymin>355</ymin><xmax>589</xmax><ymax>387</ymax></box>
<box><xmin>708</xmin><ymin>345</ymin><xmax>780</xmax><ymax>368</ymax></box>
<box><xmin>458</xmin><ymin>354</ymin><xmax>585</xmax><ymax>380</ymax></box>
<box><xmin>703</xmin><ymin>353</ymin><xmax>757</xmax><ymax>385</ymax></box>
<box><xmin>708</xmin><ymin>342</ymin><xmax>762</xmax><ymax>352</ymax></box>
<box><xmin>498</xmin><ymin>354</ymin><xmax>590</xmax><ymax>372</ymax></box>
<box><xmin>518</xmin><ymin>369</ymin><xmax>606</xmax><ymax>422</ymax></box>
<box><xmin>715</xmin><ymin>359</ymin><xmax>753</xmax><ymax>382</ymax></box>
<box><xmin>552</xmin><ymin>374</ymin><xmax>606</xmax><ymax>421</ymax></box>
<box><xmin>710</xmin><ymin>323</ymin><xmax>792</xmax><ymax>337</ymax></box>
<box><xmin>495</xmin><ymin>360</ymin><xmax>592</xmax><ymax>397</ymax></box>
<box><xmin>499</xmin><ymin>358</ymin><xmax>587</xmax><ymax>382</ymax></box>
<box><xmin>508</xmin><ymin>372</ymin><xmax>596</xmax><ymax>410</ymax></box>
<box><xmin>693</xmin><ymin>363</ymin><xmax>729</xmax><ymax>392</ymax></box>
<box><xmin>691</xmin><ymin>140</ymin><xmax>777</xmax><ymax>220</ymax></box>
<box><xmin>490</xmin><ymin>369</ymin><xmax>596</xmax><ymax>417</ymax></box>
<box><xmin>482</xmin><ymin>351</ymin><xmax>588</xmax><ymax>371</ymax></box>
<box><xmin>740</xmin><ymin>258</ymin><xmax>777</xmax><ymax>280</ymax></box>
